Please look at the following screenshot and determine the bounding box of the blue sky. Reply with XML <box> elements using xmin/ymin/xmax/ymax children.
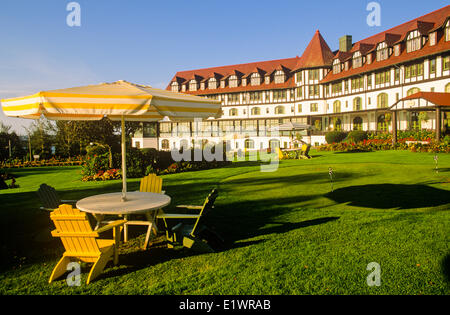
<box><xmin>0</xmin><ymin>0</ymin><xmax>448</xmax><ymax>134</ymax></box>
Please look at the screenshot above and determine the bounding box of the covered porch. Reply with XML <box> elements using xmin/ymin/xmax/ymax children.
<box><xmin>389</xmin><ymin>92</ymin><xmax>450</xmax><ymax>144</ymax></box>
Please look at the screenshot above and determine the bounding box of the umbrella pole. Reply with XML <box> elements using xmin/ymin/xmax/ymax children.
<box><xmin>121</xmin><ymin>115</ymin><xmax>127</xmax><ymax>202</ymax></box>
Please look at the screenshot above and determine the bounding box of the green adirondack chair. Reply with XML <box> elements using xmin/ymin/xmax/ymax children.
<box><xmin>37</xmin><ymin>184</ymin><xmax>77</xmax><ymax>211</ymax></box>
<box><xmin>156</xmin><ymin>189</ymin><xmax>223</xmax><ymax>252</ymax></box>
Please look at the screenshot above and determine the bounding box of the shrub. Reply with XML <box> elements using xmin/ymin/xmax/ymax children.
<box><xmin>325</xmin><ymin>131</ymin><xmax>348</xmax><ymax>144</ymax></box>
<box><xmin>346</xmin><ymin>130</ymin><xmax>368</xmax><ymax>144</ymax></box>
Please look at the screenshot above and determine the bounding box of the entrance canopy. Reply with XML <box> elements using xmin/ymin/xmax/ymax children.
<box><xmin>390</xmin><ymin>92</ymin><xmax>450</xmax><ymax>111</ymax></box>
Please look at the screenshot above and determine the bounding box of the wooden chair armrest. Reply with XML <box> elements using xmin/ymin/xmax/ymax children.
<box><xmin>176</xmin><ymin>205</ymin><xmax>203</xmax><ymax>210</ymax></box>
<box><xmin>95</xmin><ymin>220</ymin><xmax>127</xmax><ymax>233</ymax></box>
<box><xmin>61</xmin><ymin>200</ymin><xmax>78</xmax><ymax>204</ymax></box>
<box><xmin>156</xmin><ymin>213</ymin><xmax>200</xmax><ymax>219</ymax></box>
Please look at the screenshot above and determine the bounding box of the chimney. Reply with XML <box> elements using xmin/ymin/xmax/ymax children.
<box><xmin>339</xmin><ymin>35</ymin><xmax>353</xmax><ymax>52</ymax></box>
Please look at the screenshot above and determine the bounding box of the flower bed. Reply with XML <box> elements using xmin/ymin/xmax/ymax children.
<box><xmin>1</xmin><ymin>157</ymin><xmax>83</xmax><ymax>168</ymax></box>
<box><xmin>317</xmin><ymin>138</ymin><xmax>450</xmax><ymax>153</ymax></box>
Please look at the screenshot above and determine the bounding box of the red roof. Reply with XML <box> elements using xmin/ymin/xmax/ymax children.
<box><xmin>292</xmin><ymin>30</ymin><xmax>335</xmax><ymax>70</ymax></box>
<box><xmin>322</xmin><ymin>5</ymin><xmax>450</xmax><ymax>83</ymax></box>
<box><xmin>167</xmin><ymin>5</ymin><xmax>450</xmax><ymax>93</ymax></box>
<box><xmin>400</xmin><ymin>92</ymin><xmax>450</xmax><ymax>106</ymax></box>
<box><xmin>167</xmin><ymin>56</ymin><xmax>300</xmax><ymax>94</ymax></box>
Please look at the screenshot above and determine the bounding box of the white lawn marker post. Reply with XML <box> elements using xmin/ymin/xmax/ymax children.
<box><xmin>434</xmin><ymin>154</ymin><xmax>439</xmax><ymax>174</ymax></box>
<box><xmin>328</xmin><ymin>167</ymin><xmax>334</xmax><ymax>192</ymax></box>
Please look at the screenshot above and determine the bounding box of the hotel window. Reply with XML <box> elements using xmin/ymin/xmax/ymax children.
<box><xmin>332</xmin><ymin>82</ymin><xmax>342</xmax><ymax>94</ymax></box>
<box><xmin>353</xmin><ymin>51</ymin><xmax>363</xmax><ymax>68</ymax></box>
<box><xmin>353</xmin><ymin>117</ymin><xmax>363</xmax><ymax>131</ymax></box>
<box><xmin>242</xmin><ymin>120</ymin><xmax>257</xmax><ymax>136</ymax></box>
<box><xmin>351</xmin><ymin>77</ymin><xmax>364</xmax><ymax>91</ymax></box>
<box><xmin>395</xmin><ymin>68</ymin><xmax>401</xmax><ymax>81</ymax></box>
<box><xmin>378</xmin><ymin>115</ymin><xmax>388</xmax><ymax>132</ymax></box>
<box><xmin>333</xmin><ymin>101</ymin><xmax>341</xmax><ymax>113</ymax></box>
<box><xmin>309</xmin><ymin>85</ymin><xmax>320</xmax><ymax>97</ymax></box>
<box><xmin>229</xmin><ymin>108</ymin><xmax>238</xmax><ymax>117</ymax></box>
<box><xmin>160</xmin><ymin>123</ymin><xmax>172</xmax><ymax>137</ymax></box>
<box><xmin>309</xmin><ymin>69</ymin><xmax>320</xmax><ymax>81</ymax></box>
<box><xmin>264</xmin><ymin>91</ymin><xmax>271</xmax><ymax>103</ymax></box>
<box><xmin>353</xmin><ymin>97</ymin><xmax>362</xmax><ymax>111</ymax></box>
<box><xmin>333</xmin><ymin>59</ymin><xmax>341</xmax><ymax>74</ymax></box>
<box><xmin>161</xmin><ymin>140</ymin><xmax>170</xmax><ymax>150</ymax></box>
<box><xmin>289</xmin><ymin>89</ymin><xmax>295</xmax><ymax>101</ymax></box>
<box><xmin>430</xmin><ymin>59</ymin><xmax>436</xmax><ymax>74</ymax></box>
<box><xmin>310</xmin><ymin>103</ymin><xmax>318</xmax><ymax>112</ymax></box>
<box><xmin>446</xmin><ymin>83</ymin><xmax>450</xmax><ymax>93</ymax></box>
<box><xmin>219</xmin><ymin>121</ymin><xmax>234</xmax><ymax>133</ymax></box>
<box><xmin>377</xmin><ymin>93</ymin><xmax>388</xmax><ymax>108</ymax></box>
<box><xmin>189</xmin><ymin>80</ymin><xmax>198</xmax><ymax>91</ymax></box>
<box><xmin>296</xmin><ymin>72</ymin><xmax>303</xmax><ymax>83</ymax></box>
<box><xmin>446</xmin><ymin>20</ymin><xmax>450</xmax><ymax>42</ymax></box>
<box><xmin>376</xmin><ymin>42</ymin><xmax>389</xmax><ymax>61</ymax></box>
<box><xmin>274</xmin><ymin>70</ymin><xmax>286</xmax><ymax>84</ymax></box>
<box><xmin>228</xmin><ymin>93</ymin><xmax>240</xmax><ymax>104</ymax></box>
<box><xmin>249</xmin><ymin>91</ymin><xmax>262</xmax><ymax>103</ymax></box>
<box><xmin>375</xmin><ymin>70</ymin><xmax>390</xmax><ymax>85</ymax></box>
<box><xmin>273</xmin><ymin>90</ymin><xmax>287</xmax><ymax>102</ymax></box>
<box><xmin>208</xmin><ymin>78</ymin><xmax>217</xmax><ymax>90</ymax></box>
<box><xmin>406</xmin><ymin>30</ymin><xmax>422</xmax><ymax>53</ymax></box>
<box><xmin>296</xmin><ymin>87</ymin><xmax>303</xmax><ymax>99</ymax></box>
<box><xmin>407</xmin><ymin>87</ymin><xmax>420</xmax><ymax>96</ymax></box>
<box><xmin>298</xmin><ymin>104</ymin><xmax>302</xmax><ymax>113</ymax></box>
<box><xmin>443</xmin><ymin>56</ymin><xmax>450</xmax><ymax>71</ymax></box>
<box><xmin>275</xmin><ymin>106</ymin><xmax>285</xmax><ymax>115</ymax></box>
<box><xmin>171</xmin><ymin>82</ymin><xmax>179</xmax><ymax>92</ymax></box>
<box><xmin>367</xmin><ymin>74</ymin><xmax>373</xmax><ymax>87</ymax></box>
<box><xmin>229</xmin><ymin>75</ymin><xmax>239</xmax><ymax>88</ymax></box>
<box><xmin>251</xmin><ymin>107</ymin><xmax>261</xmax><ymax>115</ymax></box>
<box><xmin>405</xmin><ymin>62</ymin><xmax>424</xmax><ymax>79</ymax></box>
<box><xmin>251</xmin><ymin>73</ymin><xmax>262</xmax><ymax>86</ymax></box>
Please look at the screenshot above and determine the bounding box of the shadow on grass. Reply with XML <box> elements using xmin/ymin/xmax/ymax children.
<box><xmin>442</xmin><ymin>254</ymin><xmax>450</xmax><ymax>283</ymax></box>
<box><xmin>325</xmin><ymin>184</ymin><xmax>450</xmax><ymax>210</ymax></box>
<box><xmin>223</xmin><ymin>171</ymin><xmax>370</xmax><ymax>186</ymax></box>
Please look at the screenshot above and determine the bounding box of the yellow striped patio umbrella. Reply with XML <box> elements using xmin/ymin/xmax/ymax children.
<box><xmin>1</xmin><ymin>80</ymin><xmax>222</xmax><ymax>201</ymax></box>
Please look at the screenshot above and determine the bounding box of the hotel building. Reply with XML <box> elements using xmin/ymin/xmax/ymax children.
<box><xmin>132</xmin><ymin>5</ymin><xmax>450</xmax><ymax>151</ymax></box>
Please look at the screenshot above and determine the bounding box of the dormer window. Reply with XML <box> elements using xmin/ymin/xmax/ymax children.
<box><xmin>406</xmin><ymin>30</ymin><xmax>421</xmax><ymax>53</ymax></box>
<box><xmin>189</xmin><ymin>79</ymin><xmax>198</xmax><ymax>91</ymax></box>
<box><xmin>229</xmin><ymin>75</ymin><xmax>239</xmax><ymax>88</ymax></box>
<box><xmin>376</xmin><ymin>42</ymin><xmax>389</xmax><ymax>61</ymax></box>
<box><xmin>208</xmin><ymin>78</ymin><xmax>217</xmax><ymax>90</ymax></box>
<box><xmin>333</xmin><ymin>59</ymin><xmax>341</xmax><ymax>74</ymax></box>
<box><xmin>274</xmin><ymin>70</ymin><xmax>286</xmax><ymax>84</ymax></box>
<box><xmin>446</xmin><ymin>20</ymin><xmax>450</xmax><ymax>42</ymax></box>
<box><xmin>251</xmin><ymin>73</ymin><xmax>261</xmax><ymax>86</ymax></box>
<box><xmin>171</xmin><ymin>82</ymin><xmax>179</xmax><ymax>92</ymax></box>
<box><xmin>353</xmin><ymin>52</ymin><xmax>363</xmax><ymax>68</ymax></box>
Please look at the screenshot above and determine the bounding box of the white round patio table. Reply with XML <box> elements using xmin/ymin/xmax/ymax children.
<box><xmin>76</xmin><ymin>192</ymin><xmax>171</xmax><ymax>249</ymax></box>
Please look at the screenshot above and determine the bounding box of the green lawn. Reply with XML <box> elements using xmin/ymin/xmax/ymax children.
<box><xmin>0</xmin><ymin>150</ymin><xmax>449</xmax><ymax>295</ymax></box>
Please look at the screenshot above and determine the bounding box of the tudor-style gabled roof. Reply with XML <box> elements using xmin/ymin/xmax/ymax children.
<box><xmin>321</xmin><ymin>5</ymin><xmax>450</xmax><ymax>84</ymax></box>
<box><xmin>293</xmin><ymin>30</ymin><xmax>335</xmax><ymax>71</ymax></box>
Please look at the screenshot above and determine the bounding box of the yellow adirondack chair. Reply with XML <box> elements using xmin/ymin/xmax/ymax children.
<box><xmin>157</xmin><ymin>189</ymin><xmax>221</xmax><ymax>251</ymax></box>
<box><xmin>49</xmin><ymin>204</ymin><xmax>126</xmax><ymax>285</ymax></box>
<box><xmin>122</xmin><ymin>173</ymin><xmax>164</xmax><ymax>249</ymax></box>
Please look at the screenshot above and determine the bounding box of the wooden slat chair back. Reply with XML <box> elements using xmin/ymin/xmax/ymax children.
<box><xmin>139</xmin><ymin>173</ymin><xmax>163</xmax><ymax>193</ymax></box>
<box><xmin>157</xmin><ymin>189</ymin><xmax>219</xmax><ymax>249</ymax></box>
<box><xmin>190</xmin><ymin>189</ymin><xmax>219</xmax><ymax>238</ymax></box>
<box><xmin>119</xmin><ymin>173</ymin><xmax>164</xmax><ymax>249</ymax></box>
<box><xmin>300</xmin><ymin>144</ymin><xmax>312</xmax><ymax>159</ymax></box>
<box><xmin>49</xmin><ymin>204</ymin><xmax>126</xmax><ymax>284</ymax></box>
<box><xmin>37</xmin><ymin>184</ymin><xmax>61</xmax><ymax>210</ymax></box>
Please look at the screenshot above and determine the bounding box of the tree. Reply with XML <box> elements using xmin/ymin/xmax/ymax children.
<box><xmin>0</xmin><ymin>122</ymin><xmax>27</xmax><ymax>161</ymax></box>
<box><xmin>25</xmin><ymin>118</ymin><xmax>54</xmax><ymax>159</ymax></box>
